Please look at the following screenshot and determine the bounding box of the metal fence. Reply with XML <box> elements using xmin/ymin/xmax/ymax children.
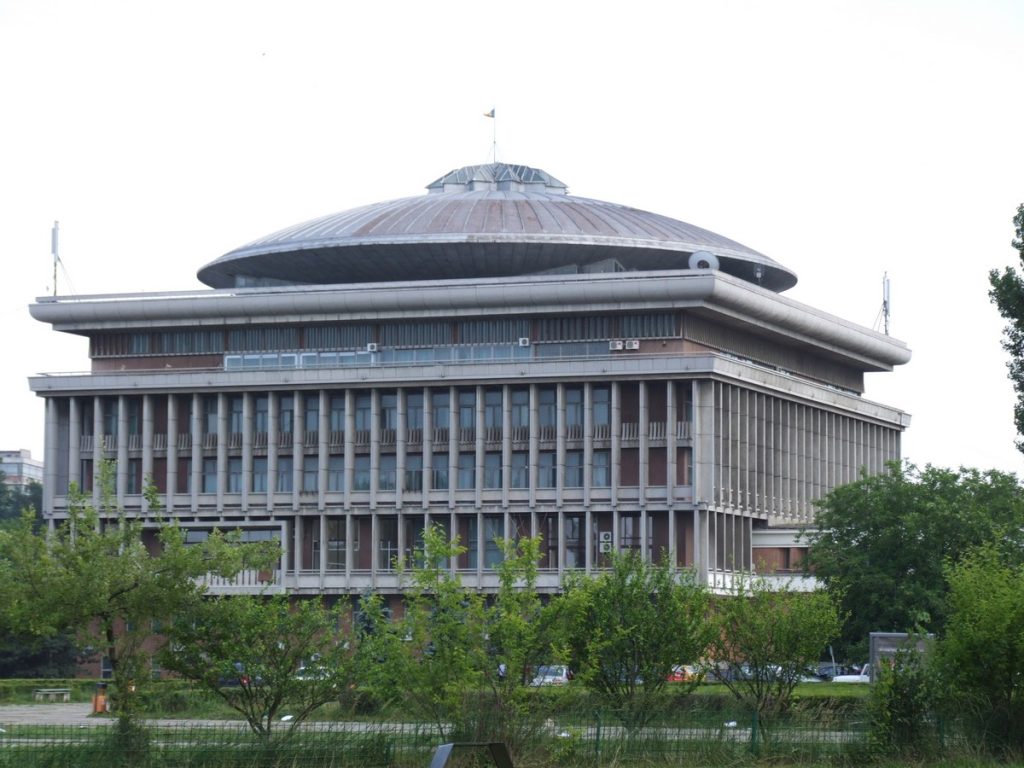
<box><xmin>0</xmin><ymin>708</ymin><xmax>956</xmax><ymax>768</ymax></box>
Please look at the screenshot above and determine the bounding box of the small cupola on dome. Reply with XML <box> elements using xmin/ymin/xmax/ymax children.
<box><xmin>426</xmin><ymin>163</ymin><xmax>568</xmax><ymax>195</ymax></box>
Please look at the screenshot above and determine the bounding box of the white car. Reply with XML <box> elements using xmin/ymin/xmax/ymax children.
<box><xmin>531</xmin><ymin>664</ymin><xmax>572</xmax><ymax>686</ymax></box>
<box><xmin>832</xmin><ymin>664</ymin><xmax>871</xmax><ymax>683</ymax></box>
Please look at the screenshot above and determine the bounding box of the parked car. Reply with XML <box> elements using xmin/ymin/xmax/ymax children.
<box><xmin>667</xmin><ymin>664</ymin><xmax>702</xmax><ymax>683</ymax></box>
<box><xmin>832</xmin><ymin>664</ymin><xmax>871</xmax><ymax>683</ymax></box>
<box><xmin>294</xmin><ymin>665</ymin><xmax>330</xmax><ymax>681</ymax></box>
<box><xmin>218</xmin><ymin>661</ymin><xmax>262</xmax><ymax>687</ymax></box>
<box><xmin>530</xmin><ymin>664</ymin><xmax>572</xmax><ymax>686</ymax></box>
<box><xmin>815</xmin><ymin>662</ymin><xmax>845</xmax><ymax>681</ymax></box>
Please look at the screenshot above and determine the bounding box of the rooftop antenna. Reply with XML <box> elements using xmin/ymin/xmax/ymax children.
<box><xmin>881</xmin><ymin>273</ymin><xmax>891</xmax><ymax>336</ymax></box>
<box><xmin>51</xmin><ymin>221</ymin><xmax>59</xmax><ymax>296</ymax></box>
<box><xmin>883</xmin><ymin>273</ymin><xmax>891</xmax><ymax>335</ymax></box>
<box><xmin>483</xmin><ymin>107</ymin><xmax>497</xmax><ymax>163</ymax></box>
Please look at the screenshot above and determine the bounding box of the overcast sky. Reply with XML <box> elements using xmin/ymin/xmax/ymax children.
<box><xmin>2</xmin><ymin>0</ymin><xmax>1023</xmax><ymax>475</ymax></box>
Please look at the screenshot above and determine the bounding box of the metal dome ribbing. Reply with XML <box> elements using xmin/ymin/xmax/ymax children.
<box><xmin>197</xmin><ymin>163</ymin><xmax>798</xmax><ymax>291</ymax></box>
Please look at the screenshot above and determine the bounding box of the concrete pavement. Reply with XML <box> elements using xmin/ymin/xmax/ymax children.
<box><xmin>0</xmin><ymin>703</ymin><xmax>102</xmax><ymax>727</ymax></box>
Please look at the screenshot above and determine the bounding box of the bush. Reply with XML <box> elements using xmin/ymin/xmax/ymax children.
<box><xmin>867</xmin><ymin>644</ymin><xmax>938</xmax><ymax>757</ymax></box>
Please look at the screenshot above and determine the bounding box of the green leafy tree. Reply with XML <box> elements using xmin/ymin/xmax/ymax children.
<box><xmin>556</xmin><ymin>550</ymin><xmax>711</xmax><ymax>731</ymax></box>
<box><xmin>360</xmin><ymin>524</ymin><xmax>487</xmax><ymax>739</ymax></box>
<box><xmin>805</xmin><ymin>461</ymin><xmax>1024</xmax><ymax>660</ymax></box>
<box><xmin>0</xmin><ymin>461</ymin><xmax>276</xmax><ymax>719</ymax></box>
<box><xmin>932</xmin><ymin>546</ymin><xmax>1024</xmax><ymax>754</ymax></box>
<box><xmin>0</xmin><ymin>632</ymin><xmax>80</xmax><ymax>678</ymax></box>
<box><xmin>162</xmin><ymin>594</ymin><xmax>356</xmax><ymax>741</ymax></box>
<box><xmin>988</xmin><ymin>202</ymin><xmax>1024</xmax><ymax>454</ymax></box>
<box><xmin>706</xmin><ymin>577</ymin><xmax>841</xmax><ymax>732</ymax></box>
<box><xmin>476</xmin><ymin>535</ymin><xmax>553</xmax><ymax>756</ymax></box>
<box><xmin>0</xmin><ymin>472</ymin><xmax>41</xmax><ymax>526</ymax></box>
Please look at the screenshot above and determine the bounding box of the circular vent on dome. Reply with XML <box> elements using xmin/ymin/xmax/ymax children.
<box><xmin>688</xmin><ymin>251</ymin><xmax>720</xmax><ymax>270</ymax></box>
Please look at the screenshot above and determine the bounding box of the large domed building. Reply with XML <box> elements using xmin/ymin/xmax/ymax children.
<box><xmin>30</xmin><ymin>162</ymin><xmax>910</xmax><ymax>601</ymax></box>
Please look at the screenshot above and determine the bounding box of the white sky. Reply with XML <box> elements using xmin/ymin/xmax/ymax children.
<box><xmin>2</xmin><ymin>0</ymin><xmax>1023</xmax><ymax>475</ymax></box>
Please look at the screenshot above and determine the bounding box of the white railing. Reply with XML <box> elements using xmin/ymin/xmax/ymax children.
<box><xmin>200</xmin><ymin>568</ymin><xmax>284</xmax><ymax>594</ymax></box>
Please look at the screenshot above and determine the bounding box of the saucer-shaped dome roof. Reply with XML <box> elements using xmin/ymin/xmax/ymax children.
<box><xmin>197</xmin><ymin>163</ymin><xmax>797</xmax><ymax>291</ymax></box>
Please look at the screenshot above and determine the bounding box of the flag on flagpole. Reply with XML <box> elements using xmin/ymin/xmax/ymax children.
<box><xmin>483</xmin><ymin>108</ymin><xmax>495</xmax><ymax>118</ymax></box>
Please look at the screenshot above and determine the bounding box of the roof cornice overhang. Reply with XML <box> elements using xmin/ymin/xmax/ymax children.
<box><xmin>30</xmin><ymin>271</ymin><xmax>910</xmax><ymax>372</ymax></box>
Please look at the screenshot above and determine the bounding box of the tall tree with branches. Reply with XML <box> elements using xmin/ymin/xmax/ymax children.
<box><xmin>988</xmin><ymin>203</ymin><xmax>1024</xmax><ymax>454</ymax></box>
<box><xmin>0</xmin><ymin>460</ymin><xmax>277</xmax><ymax>720</ymax></box>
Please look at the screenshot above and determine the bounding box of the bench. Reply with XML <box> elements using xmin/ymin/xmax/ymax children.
<box><xmin>33</xmin><ymin>688</ymin><xmax>71</xmax><ymax>702</ymax></box>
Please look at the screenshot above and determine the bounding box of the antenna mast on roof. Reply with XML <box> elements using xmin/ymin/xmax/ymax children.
<box><xmin>882</xmin><ymin>273</ymin><xmax>891</xmax><ymax>336</ymax></box>
<box><xmin>51</xmin><ymin>221</ymin><xmax>59</xmax><ymax>297</ymax></box>
<box><xmin>484</xmin><ymin>107</ymin><xmax>497</xmax><ymax>163</ymax></box>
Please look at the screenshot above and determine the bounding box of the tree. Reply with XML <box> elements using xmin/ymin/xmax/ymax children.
<box><xmin>804</xmin><ymin>461</ymin><xmax>1024</xmax><ymax>660</ymax></box>
<box><xmin>359</xmin><ymin>524</ymin><xmax>488</xmax><ymax>740</ymax></box>
<box><xmin>0</xmin><ymin>461</ymin><xmax>276</xmax><ymax>718</ymax></box>
<box><xmin>556</xmin><ymin>550</ymin><xmax>711</xmax><ymax>731</ymax></box>
<box><xmin>162</xmin><ymin>595</ymin><xmax>357</xmax><ymax>741</ymax></box>
<box><xmin>988</xmin><ymin>202</ymin><xmax>1024</xmax><ymax>454</ymax></box>
<box><xmin>0</xmin><ymin>472</ymin><xmax>42</xmax><ymax>527</ymax></box>
<box><xmin>476</xmin><ymin>535</ymin><xmax>552</xmax><ymax>756</ymax></box>
<box><xmin>706</xmin><ymin>577</ymin><xmax>841</xmax><ymax>732</ymax></box>
<box><xmin>932</xmin><ymin>546</ymin><xmax>1024</xmax><ymax>754</ymax></box>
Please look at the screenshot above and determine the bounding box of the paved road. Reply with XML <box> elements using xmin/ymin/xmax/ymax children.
<box><xmin>0</xmin><ymin>703</ymin><xmax>102</xmax><ymax>727</ymax></box>
<box><xmin>0</xmin><ymin>704</ymin><xmax>249</xmax><ymax>730</ymax></box>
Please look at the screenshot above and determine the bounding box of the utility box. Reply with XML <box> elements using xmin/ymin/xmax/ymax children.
<box><xmin>869</xmin><ymin>632</ymin><xmax>932</xmax><ymax>681</ymax></box>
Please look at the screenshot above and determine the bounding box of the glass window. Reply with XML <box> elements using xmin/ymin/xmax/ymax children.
<box><xmin>279</xmin><ymin>395</ymin><xmax>294</xmax><ymax>434</ymax></box>
<box><xmin>565</xmin><ymin>515</ymin><xmax>584</xmax><ymax>568</ymax></box>
<box><xmin>484</xmin><ymin>390</ymin><xmax>502</xmax><ymax>429</ymax></box>
<box><xmin>329</xmin><ymin>395</ymin><xmax>345</xmax><ymax>432</ymax></box>
<box><xmin>378</xmin><ymin>517</ymin><xmax>399</xmax><ymax>570</ymax></box>
<box><xmin>457</xmin><ymin>453</ymin><xmax>475</xmax><ymax>490</ymax></box>
<box><xmin>276</xmin><ymin>456</ymin><xmax>293</xmax><ymax>492</ymax></box>
<box><xmin>432</xmin><ymin>453</ymin><xmax>449</xmax><ymax>490</ymax></box>
<box><xmin>458</xmin><ymin>390</ymin><xmax>475</xmax><ymax>430</ymax></box>
<box><xmin>202</xmin><ymin>458</ymin><xmax>217</xmax><ymax>493</ymax></box>
<box><xmin>593</xmin><ymin>387</ymin><xmax>611</xmax><ymax>427</ymax></box>
<box><xmin>379</xmin><ymin>454</ymin><xmax>397</xmax><ymax>491</ymax></box>
<box><xmin>102</xmin><ymin>397</ymin><xmax>119</xmax><ymax>438</ymax></box>
<box><xmin>354</xmin><ymin>394</ymin><xmax>371</xmax><ymax>431</ymax></box>
<box><xmin>353</xmin><ymin>455</ymin><xmax>370</xmax><ymax>491</ymax></box>
<box><xmin>302</xmin><ymin>456</ymin><xmax>318</xmax><ymax>492</ymax></box>
<box><xmin>538</xmin><ymin>388</ymin><xmax>556</xmax><ymax>428</ymax></box>
<box><xmin>593</xmin><ymin>450</ymin><xmax>611</xmax><ymax>488</ymax></box>
<box><xmin>511</xmin><ymin>389</ymin><xmax>529</xmax><ymax>428</ymax></box>
<box><xmin>511</xmin><ymin>452</ymin><xmax>529</xmax><ymax>488</ymax></box>
<box><xmin>252</xmin><ymin>457</ymin><xmax>268</xmax><ymax>492</ymax></box>
<box><xmin>327</xmin><ymin>455</ymin><xmax>344</xmax><ymax>492</ymax></box>
<box><xmin>406</xmin><ymin>392</ymin><xmax>424</xmax><ymax>430</ymax></box>
<box><xmin>621</xmin><ymin>514</ymin><xmax>641</xmax><ymax>551</ymax></box>
<box><xmin>254</xmin><ymin>396</ymin><xmax>269</xmax><ymax>434</ymax></box>
<box><xmin>483</xmin><ymin>452</ymin><xmax>502</xmax><ymax>489</ymax></box>
<box><xmin>484</xmin><ymin>516</ymin><xmax>503</xmax><ymax>568</ymax></box>
<box><xmin>126</xmin><ymin>398</ymin><xmax>142</xmax><ymax>436</ymax></box>
<box><xmin>229</xmin><ymin>396</ymin><xmax>244</xmax><ymax>434</ymax></box>
<box><xmin>202</xmin><ymin>396</ymin><xmax>217</xmax><ymax>436</ymax></box>
<box><xmin>304</xmin><ymin>396</ymin><xmax>319</xmax><ymax>434</ymax></box>
<box><xmin>565</xmin><ymin>451</ymin><xmax>584</xmax><ymax>488</ymax></box>
<box><xmin>431</xmin><ymin>391</ymin><xmax>450</xmax><ymax>429</ymax></box>
<box><xmin>380</xmin><ymin>392</ymin><xmax>398</xmax><ymax>431</ymax></box>
<box><xmin>538</xmin><ymin>451</ymin><xmax>556</xmax><ymax>488</ymax></box>
<box><xmin>326</xmin><ymin>518</ymin><xmax>345</xmax><ymax>569</ymax></box>
<box><xmin>565</xmin><ymin>387</ymin><xmax>584</xmax><ymax>428</ymax></box>
<box><xmin>228</xmin><ymin>457</ymin><xmax>243</xmax><ymax>493</ymax></box>
<box><xmin>405</xmin><ymin>453</ymin><xmax>423</xmax><ymax>492</ymax></box>
<box><xmin>127</xmin><ymin>458</ymin><xmax>141</xmax><ymax>494</ymax></box>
